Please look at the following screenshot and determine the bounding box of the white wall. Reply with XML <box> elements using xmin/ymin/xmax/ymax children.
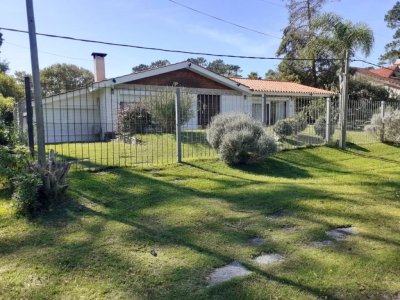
<box><xmin>41</xmin><ymin>91</ymin><xmax>101</xmax><ymax>143</ymax></box>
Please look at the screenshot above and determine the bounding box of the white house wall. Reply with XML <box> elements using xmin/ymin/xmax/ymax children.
<box><xmin>41</xmin><ymin>93</ymin><xmax>101</xmax><ymax>143</ymax></box>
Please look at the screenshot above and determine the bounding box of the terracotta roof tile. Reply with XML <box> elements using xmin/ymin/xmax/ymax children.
<box><xmin>368</xmin><ymin>67</ymin><xmax>395</xmax><ymax>78</ymax></box>
<box><xmin>231</xmin><ymin>78</ymin><xmax>336</xmax><ymax>96</ymax></box>
<box><xmin>355</xmin><ymin>67</ymin><xmax>400</xmax><ymax>89</ymax></box>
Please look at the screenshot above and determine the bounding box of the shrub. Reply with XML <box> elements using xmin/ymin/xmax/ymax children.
<box><xmin>291</xmin><ymin>113</ymin><xmax>308</xmax><ymax>134</ymax></box>
<box><xmin>12</xmin><ymin>171</ymin><xmax>42</xmax><ymax>217</ymax></box>
<box><xmin>314</xmin><ymin>116</ymin><xmax>335</xmax><ymax>139</ymax></box>
<box><xmin>207</xmin><ymin>113</ymin><xmax>265</xmax><ymax>150</ymax></box>
<box><xmin>207</xmin><ymin>113</ymin><xmax>277</xmax><ymax>165</ymax></box>
<box><xmin>365</xmin><ymin>107</ymin><xmax>400</xmax><ymax>144</ymax></box>
<box><xmin>117</xmin><ymin>102</ymin><xmax>151</xmax><ymax>135</ymax></box>
<box><xmin>273</xmin><ymin>119</ymin><xmax>293</xmax><ymax>138</ymax></box>
<box><xmin>143</xmin><ymin>87</ymin><xmax>193</xmax><ymax>133</ymax></box>
<box><xmin>0</xmin><ymin>145</ymin><xmax>30</xmax><ymax>185</ymax></box>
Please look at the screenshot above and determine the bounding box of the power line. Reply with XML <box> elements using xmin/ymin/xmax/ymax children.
<box><xmin>0</xmin><ymin>26</ymin><xmax>344</xmax><ymax>61</ymax></box>
<box><xmin>3</xmin><ymin>40</ymin><xmax>91</xmax><ymax>61</ymax></box>
<box><xmin>166</xmin><ymin>0</ymin><xmax>282</xmax><ymax>39</ymax></box>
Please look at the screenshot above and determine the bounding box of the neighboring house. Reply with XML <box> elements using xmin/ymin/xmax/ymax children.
<box><xmin>353</xmin><ymin>64</ymin><xmax>400</xmax><ymax>97</ymax></box>
<box><xmin>40</xmin><ymin>53</ymin><xmax>335</xmax><ymax>143</ymax></box>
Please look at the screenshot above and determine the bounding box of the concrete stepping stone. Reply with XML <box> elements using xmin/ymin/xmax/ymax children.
<box><xmin>253</xmin><ymin>254</ymin><xmax>285</xmax><ymax>265</ymax></box>
<box><xmin>326</xmin><ymin>227</ymin><xmax>356</xmax><ymax>240</ymax></box>
<box><xmin>248</xmin><ymin>237</ymin><xmax>265</xmax><ymax>246</ymax></box>
<box><xmin>207</xmin><ymin>261</ymin><xmax>251</xmax><ymax>286</ymax></box>
<box><xmin>310</xmin><ymin>240</ymin><xmax>334</xmax><ymax>247</ymax></box>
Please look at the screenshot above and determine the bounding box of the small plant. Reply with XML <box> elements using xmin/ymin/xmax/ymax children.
<box><xmin>12</xmin><ymin>171</ymin><xmax>42</xmax><ymax>217</ymax></box>
<box><xmin>314</xmin><ymin>116</ymin><xmax>335</xmax><ymax>139</ymax></box>
<box><xmin>207</xmin><ymin>113</ymin><xmax>277</xmax><ymax>165</ymax></box>
<box><xmin>12</xmin><ymin>150</ymin><xmax>71</xmax><ymax>218</ymax></box>
<box><xmin>117</xmin><ymin>102</ymin><xmax>151</xmax><ymax>135</ymax></box>
<box><xmin>0</xmin><ymin>145</ymin><xmax>30</xmax><ymax>186</ymax></box>
<box><xmin>273</xmin><ymin>119</ymin><xmax>294</xmax><ymax>138</ymax></box>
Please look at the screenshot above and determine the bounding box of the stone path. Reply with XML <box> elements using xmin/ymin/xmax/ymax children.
<box><xmin>326</xmin><ymin>227</ymin><xmax>356</xmax><ymax>240</ymax></box>
<box><xmin>253</xmin><ymin>254</ymin><xmax>285</xmax><ymax>265</ymax></box>
<box><xmin>207</xmin><ymin>261</ymin><xmax>252</xmax><ymax>286</ymax></box>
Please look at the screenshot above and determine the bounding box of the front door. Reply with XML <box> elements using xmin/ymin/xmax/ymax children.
<box><xmin>197</xmin><ymin>95</ymin><xmax>220</xmax><ymax>128</ymax></box>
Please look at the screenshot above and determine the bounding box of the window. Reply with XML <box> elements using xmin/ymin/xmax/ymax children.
<box><xmin>197</xmin><ymin>95</ymin><xmax>220</xmax><ymax>127</ymax></box>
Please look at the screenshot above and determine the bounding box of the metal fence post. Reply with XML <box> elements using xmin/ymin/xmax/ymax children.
<box><xmin>262</xmin><ymin>94</ymin><xmax>266</xmax><ymax>124</ymax></box>
<box><xmin>325</xmin><ymin>97</ymin><xmax>331</xmax><ymax>144</ymax></box>
<box><xmin>380</xmin><ymin>100</ymin><xmax>386</xmax><ymax>142</ymax></box>
<box><xmin>24</xmin><ymin>76</ymin><xmax>35</xmax><ymax>157</ymax></box>
<box><xmin>339</xmin><ymin>50</ymin><xmax>350</xmax><ymax>149</ymax></box>
<box><xmin>175</xmin><ymin>87</ymin><xmax>182</xmax><ymax>163</ymax></box>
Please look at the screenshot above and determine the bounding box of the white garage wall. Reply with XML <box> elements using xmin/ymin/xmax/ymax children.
<box><xmin>41</xmin><ymin>91</ymin><xmax>101</xmax><ymax>143</ymax></box>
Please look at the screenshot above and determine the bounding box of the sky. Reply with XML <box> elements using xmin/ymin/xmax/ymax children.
<box><xmin>0</xmin><ymin>0</ymin><xmax>397</xmax><ymax>79</ymax></box>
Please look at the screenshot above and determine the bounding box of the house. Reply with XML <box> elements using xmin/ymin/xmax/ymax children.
<box><xmin>353</xmin><ymin>62</ymin><xmax>400</xmax><ymax>97</ymax></box>
<box><xmin>41</xmin><ymin>53</ymin><xmax>335</xmax><ymax>143</ymax></box>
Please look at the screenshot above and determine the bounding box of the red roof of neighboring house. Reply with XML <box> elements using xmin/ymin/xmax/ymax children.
<box><xmin>231</xmin><ymin>78</ymin><xmax>336</xmax><ymax>96</ymax></box>
<box><xmin>368</xmin><ymin>66</ymin><xmax>396</xmax><ymax>78</ymax></box>
<box><xmin>354</xmin><ymin>67</ymin><xmax>400</xmax><ymax>89</ymax></box>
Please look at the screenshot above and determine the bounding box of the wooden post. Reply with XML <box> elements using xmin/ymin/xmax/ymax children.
<box><xmin>325</xmin><ymin>97</ymin><xmax>331</xmax><ymax>144</ymax></box>
<box><xmin>24</xmin><ymin>76</ymin><xmax>35</xmax><ymax>157</ymax></box>
<box><xmin>380</xmin><ymin>100</ymin><xmax>385</xmax><ymax>142</ymax></box>
<box><xmin>26</xmin><ymin>0</ymin><xmax>46</xmax><ymax>166</ymax></box>
<box><xmin>175</xmin><ymin>87</ymin><xmax>182</xmax><ymax>163</ymax></box>
<box><xmin>339</xmin><ymin>49</ymin><xmax>350</xmax><ymax>149</ymax></box>
<box><xmin>262</xmin><ymin>94</ymin><xmax>266</xmax><ymax>124</ymax></box>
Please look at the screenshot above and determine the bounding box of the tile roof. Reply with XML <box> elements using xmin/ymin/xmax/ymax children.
<box><xmin>354</xmin><ymin>67</ymin><xmax>400</xmax><ymax>89</ymax></box>
<box><xmin>231</xmin><ymin>78</ymin><xmax>336</xmax><ymax>96</ymax></box>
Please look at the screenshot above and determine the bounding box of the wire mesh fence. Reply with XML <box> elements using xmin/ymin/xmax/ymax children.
<box><xmin>16</xmin><ymin>82</ymin><xmax>399</xmax><ymax>169</ymax></box>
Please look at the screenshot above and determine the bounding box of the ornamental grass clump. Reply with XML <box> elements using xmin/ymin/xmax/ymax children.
<box><xmin>207</xmin><ymin>113</ymin><xmax>277</xmax><ymax>165</ymax></box>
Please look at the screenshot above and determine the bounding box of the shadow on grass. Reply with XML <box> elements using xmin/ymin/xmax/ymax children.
<box><xmin>346</xmin><ymin>142</ymin><xmax>370</xmax><ymax>152</ymax></box>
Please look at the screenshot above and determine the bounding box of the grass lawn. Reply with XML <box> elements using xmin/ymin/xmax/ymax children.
<box><xmin>46</xmin><ymin>127</ymin><xmax>378</xmax><ymax>169</ymax></box>
<box><xmin>1</xmin><ymin>143</ymin><xmax>399</xmax><ymax>299</ymax></box>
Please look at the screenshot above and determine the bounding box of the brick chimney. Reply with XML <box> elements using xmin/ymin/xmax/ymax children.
<box><xmin>91</xmin><ymin>52</ymin><xmax>107</xmax><ymax>82</ymax></box>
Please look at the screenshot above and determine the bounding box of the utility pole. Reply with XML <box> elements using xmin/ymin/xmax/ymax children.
<box><xmin>339</xmin><ymin>49</ymin><xmax>349</xmax><ymax>149</ymax></box>
<box><xmin>26</xmin><ymin>0</ymin><xmax>46</xmax><ymax>166</ymax></box>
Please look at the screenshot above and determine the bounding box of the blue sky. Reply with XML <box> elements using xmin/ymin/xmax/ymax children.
<box><xmin>0</xmin><ymin>0</ymin><xmax>396</xmax><ymax>78</ymax></box>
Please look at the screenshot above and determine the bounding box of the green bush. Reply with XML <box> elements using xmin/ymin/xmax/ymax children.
<box><xmin>291</xmin><ymin>113</ymin><xmax>308</xmax><ymax>134</ymax></box>
<box><xmin>0</xmin><ymin>145</ymin><xmax>30</xmax><ymax>185</ymax></box>
<box><xmin>365</xmin><ymin>107</ymin><xmax>400</xmax><ymax>144</ymax></box>
<box><xmin>143</xmin><ymin>87</ymin><xmax>193</xmax><ymax>133</ymax></box>
<box><xmin>273</xmin><ymin>119</ymin><xmax>293</xmax><ymax>138</ymax></box>
<box><xmin>208</xmin><ymin>113</ymin><xmax>277</xmax><ymax>165</ymax></box>
<box><xmin>117</xmin><ymin>102</ymin><xmax>151</xmax><ymax>135</ymax></box>
<box><xmin>207</xmin><ymin>113</ymin><xmax>265</xmax><ymax>150</ymax></box>
<box><xmin>12</xmin><ymin>171</ymin><xmax>42</xmax><ymax>217</ymax></box>
<box><xmin>314</xmin><ymin>116</ymin><xmax>334</xmax><ymax>139</ymax></box>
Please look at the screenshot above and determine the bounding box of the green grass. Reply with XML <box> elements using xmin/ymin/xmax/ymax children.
<box><xmin>1</xmin><ymin>143</ymin><xmax>399</xmax><ymax>299</ymax></box>
<box><xmin>46</xmin><ymin>127</ymin><xmax>378</xmax><ymax>169</ymax></box>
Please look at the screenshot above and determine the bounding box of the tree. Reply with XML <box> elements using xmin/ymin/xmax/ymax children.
<box><xmin>0</xmin><ymin>73</ymin><xmax>24</xmax><ymax>100</ymax></box>
<box><xmin>277</xmin><ymin>0</ymin><xmax>335</xmax><ymax>87</ymax></box>
<box><xmin>186</xmin><ymin>57</ymin><xmax>208</xmax><ymax>68</ymax></box>
<box><xmin>207</xmin><ymin>59</ymin><xmax>242</xmax><ymax>77</ymax></box>
<box><xmin>308</xmin><ymin>13</ymin><xmax>374</xmax><ymax>74</ymax></box>
<box><xmin>132</xmin><ymin>60</ymin><xmax>170</xmax><ymax>73</ymax></box>
<box><xmin>380</xmin><ymin>1</ymin><xmax>400</xmax><ymax>64</ymax></box>
<box><xmin>132</xmin><ymin>57</ymin><xmax>242</xmax><ymax>77</ymax></box>
<box><xmin>247</xmin><ymin>72</ymin><xmax>259</xmax><ymax>79</ymax></box>
<box><xmin>0</xmin><ymin>31</ymin><xmax>10</xmax><ymax>73</ymax></box>
<box><xmin>265</xmin><ymin>69</ymin><xmax>279</xmax><ymax>80</ymax></box>
<box><xmin>40</xmin><ymin>63</ymin><xmax>94</xmax><ymax>96</ymax></box>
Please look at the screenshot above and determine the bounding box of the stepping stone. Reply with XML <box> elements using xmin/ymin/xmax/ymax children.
<box><xmin>311</xmin><ymin>240</ymin><xmax>334</xmax><ymax>247</ymax></box>
<box><xmin>266</xmin><ymin>210</ymin><xmax>288</xmax><ymax>221</ymax></box>
<box><xmin>326</xmin><ymin>227</ymin><xmax>356</xmax><ymax>240</ymax></box>
<box><xmin>248</xmin><ymin>237</ymin><xmax>265</xmax><ymax>246</ymax></box>
<box><xmin>207</xmin><ymin>261</ymin><xmax>251</xmax><ymax>286</ymax></box>
<box><xmin>281</xmin><ymin>224</ymin><xmax>298</xmax><ymax>232</ymax></box>
<box><xmin>253</xmin><ymin>254</ymin><xmax>285</xmax><ymax>265</ymax></box>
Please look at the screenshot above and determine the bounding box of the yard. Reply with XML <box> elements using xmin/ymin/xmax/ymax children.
<box><xmin>1</xmin><ymin>142</ymin><xmax>399</xmax><ymax>299</ymax></box>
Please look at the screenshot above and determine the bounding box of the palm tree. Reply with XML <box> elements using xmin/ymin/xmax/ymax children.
<box><xmin>305</xmin><ymin>13</ymin><xmax>374</xmax><ymax>72</ymax></box>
